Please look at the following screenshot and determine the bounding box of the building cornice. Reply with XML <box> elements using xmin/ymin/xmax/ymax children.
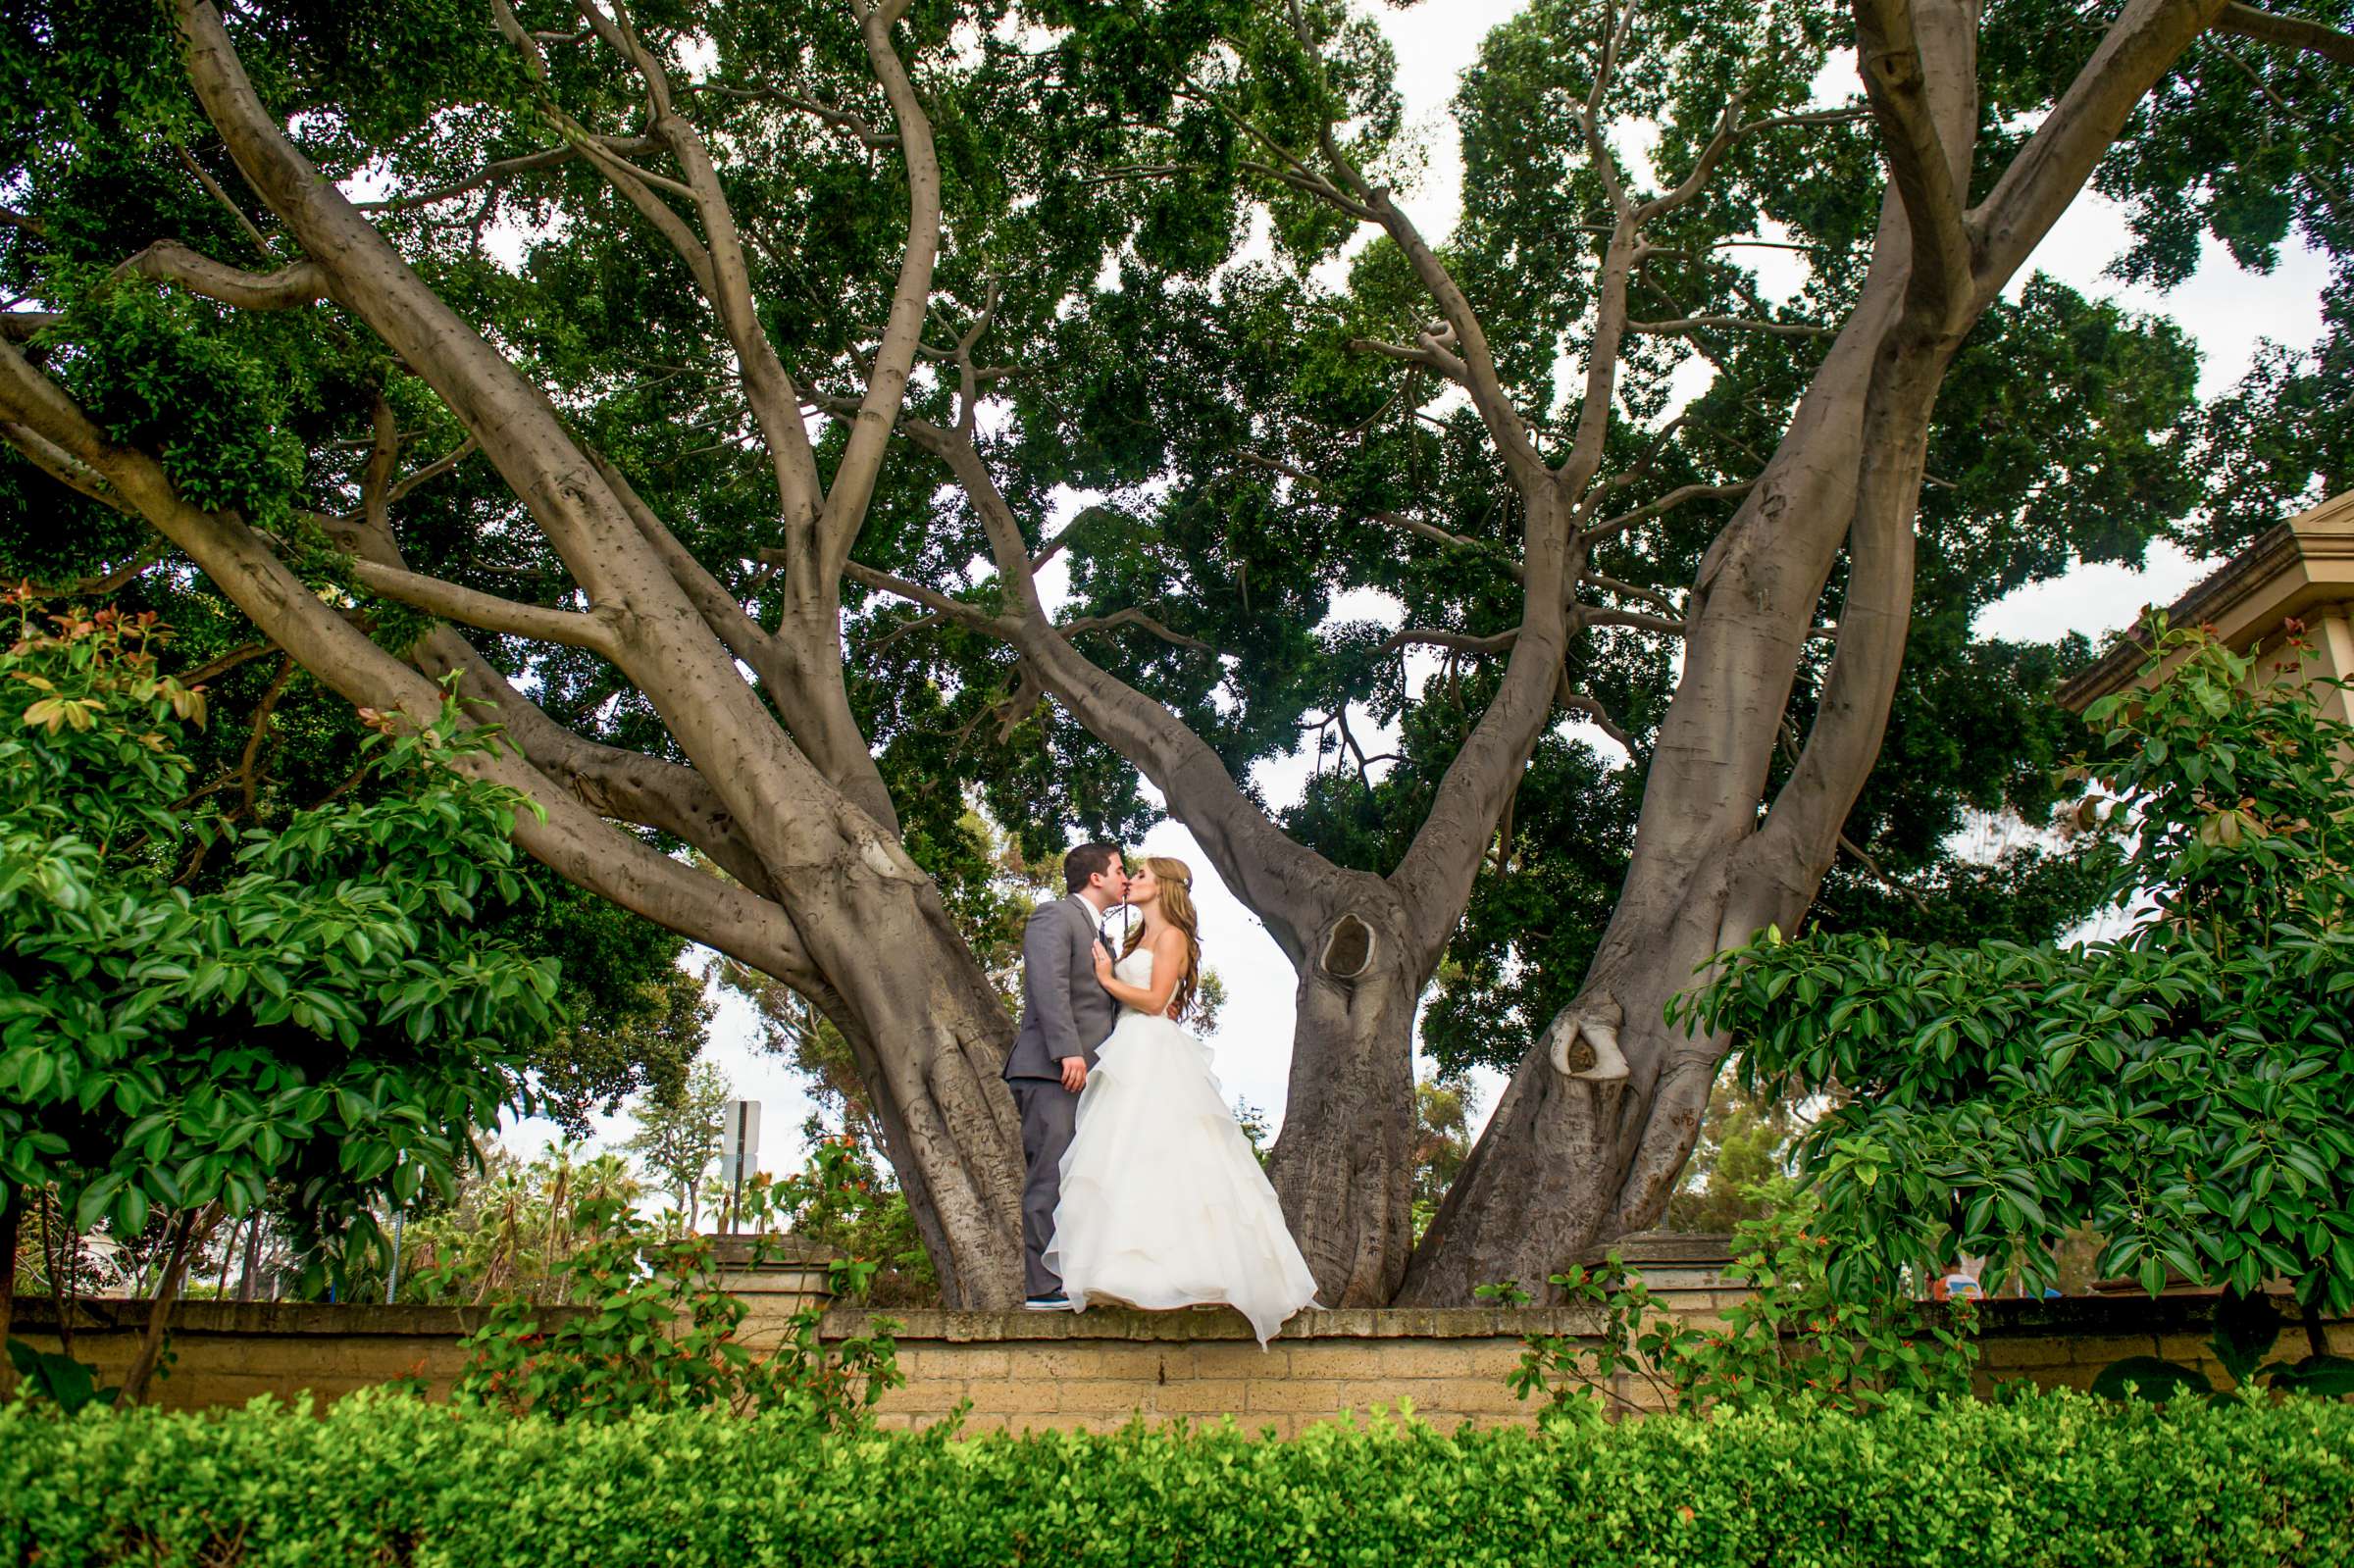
<box><xmin>2058</xmin><ymin>490</ymin><xmax>2354</xmax><ymax>712</ymax></box>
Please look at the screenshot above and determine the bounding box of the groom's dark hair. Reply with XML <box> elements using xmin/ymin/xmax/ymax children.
<box><xmin>1063</xmin><ymin>840</ymin><xmax>1123</xmax><ymax>894</ymax></box>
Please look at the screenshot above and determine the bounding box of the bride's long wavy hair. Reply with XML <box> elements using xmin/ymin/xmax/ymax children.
<box><xmin>1122</xmin><ymin>855</ymin><xmax>1203</xmax><ymax>1023</ymax></box>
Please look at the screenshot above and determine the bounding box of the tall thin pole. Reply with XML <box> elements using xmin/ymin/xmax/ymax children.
<box><xmin>384</xmin><ymin>1209</ymin><xmax>405</xmax><ymax>1304</ymax></box>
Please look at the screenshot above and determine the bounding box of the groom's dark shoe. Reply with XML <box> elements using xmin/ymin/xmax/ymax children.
<box><xmin>1022</xmin><ymin>1291</ymin><xmax>1073</xmax><ymax>1311</ymax></box>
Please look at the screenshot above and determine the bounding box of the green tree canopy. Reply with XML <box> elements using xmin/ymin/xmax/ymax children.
<box><xmin>1</xmin><ymin>0</ymin><xmax>2344</xmax><ymax>1303</ymax></box>
<box><xmin>0</xmin><ymin>594</ymin><xmax>567</xmax><ymax>1391</ymax></box>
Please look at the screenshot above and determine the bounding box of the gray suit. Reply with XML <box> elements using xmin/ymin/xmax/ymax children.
<box><xmin>1003</xmin><ymin>895</ymin><xmax>1118</xmax><ymax>1297</ymax></box>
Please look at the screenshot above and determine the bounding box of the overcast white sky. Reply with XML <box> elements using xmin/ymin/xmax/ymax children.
<box><xmin>504</xmin><ymin>1</ymin><xmax>2332</xmax><ymax>1176</ymax></box>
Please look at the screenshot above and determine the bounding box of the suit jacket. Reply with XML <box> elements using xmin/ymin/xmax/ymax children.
<box><xmin>1003</xmin><ymin>895</ymin><xmax>1119</xmax><ymax>1082</ymax></box>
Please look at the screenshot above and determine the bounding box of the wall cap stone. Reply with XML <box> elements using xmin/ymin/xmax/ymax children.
<box><xmin>1587</xmin><ymin>1232</ymin><xmax>1735</xmax><ymax>1265</ymax></box>
<box><xmin>708</xmin><ymin>1234</ymin><xmax>839</xmax><ymax>1266</ymax></box>
<box><xmin>9</xmin><ymin>1298</ymin><xmax>588</xmax><ymax>1338</ymax></box>
<box><xmin>833</xmin><ymin>1292</ymin><xmax>2342</xmax><ymax>1344</ymax></box>
<box><xmin>824</xmin><ymin>1305</ymin><xmax>1598</xmax><ymax>1342</ymax></box>
<box><xmin>21</xmin><ymin>1289</ymin><xmax>2333</xmax><ymax>1349</ymax></box>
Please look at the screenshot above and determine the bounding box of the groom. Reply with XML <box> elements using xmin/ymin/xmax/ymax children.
<box><xmin>1004</xmin><ymin>841</ymin><xmax>1128</xmax><ymax>1310</ymax></box>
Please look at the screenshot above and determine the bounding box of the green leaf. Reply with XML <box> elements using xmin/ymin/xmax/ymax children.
<box><xmin>2211</xmin><ymin>1290</ymin><xmax>2284</xmax><ymax>1383</ymax></box>
<box><xmin>2265</xmin><ymin>1355</ymin><xmax>2354</xmax><ymax>1397</ymax></box>
<box><xmin>2088</xmin><ymin>1356</ymin><xmax>2211</xmax><ymax>1402</ymax></box>
<box><xmin>73</xmin><ymin>1172</ymin><xmax>126</xmax><ymax>1231</ymax></box>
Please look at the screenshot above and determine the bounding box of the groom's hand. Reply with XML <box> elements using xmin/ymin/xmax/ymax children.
<box><xmin>1059</xmin><ymin>1055</ymin><xmax>1088</xmax><ymax>1092</ymax></box>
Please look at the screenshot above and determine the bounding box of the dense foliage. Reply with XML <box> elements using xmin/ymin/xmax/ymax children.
<box><xmin>1482</xmin><ymin>1183</ymin><xmax>1979</xmax><ymax>1420</ymax></box>
<box><xmin>3</xmin><ymin>1391</ymin><xmax>2349</xmax><ymax>1566</ymax></box>
<box><xmin>765</xmin><ymin>1135</ymin><xmax>938</xmax><ymax>1308</ymax></box>
<box><xmin>439</xmin><ymin>1187</ymin><xmax>899</xmax><ymax>1427</ymax></box>
<box><xmin>0</xmin><ymin>0</ymin><xmax>2265</xmax><ymax>1078</ymax></box>
<box><xmin>0</xmin><ymin>598</ymin><xmax>555</xmax><ymax>1289</ymax></box>
<box><xmin>1688</xmin><ymin>624</ymin><xmax>2354</xmax><ymax>1315</ymax></box>
<box><xmin>1663</xmin><ymin>1074</ymin><xmax>1800</xmax><ymax>1233</ymax></box>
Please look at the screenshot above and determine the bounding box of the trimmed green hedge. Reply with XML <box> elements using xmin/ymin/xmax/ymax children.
<box><xmin>5</xmin><ymin>1391</ymin><xmax>2351</xmax><ymax>1566</ymax></box>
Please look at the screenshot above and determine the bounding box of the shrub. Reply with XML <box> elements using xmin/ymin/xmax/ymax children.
<box><xmin>0</xmin><ymin>597</ymin><xmax>556</xmax><ymax>1402</ymax></box>
<box><xmin>1</xmin><ymin>1391</ymin><xmax>2349</xmax><ymax>1566</ymax></box>
<box><xmin>1482</xmin><ymin>1182</ymin><xmax>1978</xmax><ymax>1421</ymax></box>
<box><xmin>1685</xmin><ymin>622</ymin><xmax>2354</xmax><ymax>1318</ymax></box>
<box><xmin>766</xmin><ymin>1136</ymin><xmax>937</xmax><ymax>1307</ymax></box>
<box><xmin>435</xmin><ymin>1188</ymin><xmax>899</xmax><ymax>1428</ymax></box>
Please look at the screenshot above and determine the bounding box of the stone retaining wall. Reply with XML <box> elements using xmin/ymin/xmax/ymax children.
<box><xmin>843</xmin><ymin>1294</ymin><xmax>2353</xmax><ymax>1437</ymax></box>
<box><xmin>866</xmin><ymin>1306</ymin><xmax>1563</xmax><ymax>1437</ymax></box>
<box><xmin>12</xmin><ymin>1292</ymin><xmax>2344</xmax><ymax>1433</ymax></box>
<box><xmin>7</xmin><ymin>1299</ymin><xmax>511</xmax><ymax>1411</ymax></box>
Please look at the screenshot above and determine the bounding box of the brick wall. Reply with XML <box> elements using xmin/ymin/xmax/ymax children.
<box><xmin>866</xmin><ymin>1307</ymin><xmax>1556</xmax><ymax>1438</ymax></box>
<box><xmin>6</xmin><ymin>1299</ymin><xmax>509</xmax><ymax>1411</ymax></box>
<box><xmin>11</xmin><ymin>1291</ymin><xmax>2342</xmax><ymax>1431</ymax></box>
<box><xmin>1970</xmin><ymin>1294</ymin><xmax>2354</xmax><ymax>1395</ymax></box>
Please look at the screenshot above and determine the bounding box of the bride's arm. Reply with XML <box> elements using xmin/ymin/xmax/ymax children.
<box><xmin>1091</xmin><ymin>928</ymin><xmax>1188</xmax><ymax>1017</ymax></box>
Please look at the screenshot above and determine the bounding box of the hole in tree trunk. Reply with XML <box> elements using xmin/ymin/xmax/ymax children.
<box><xmin>1320</xmin><ymin>915</ymin><xmax>1375</xmax><ymax>980</ymax></box>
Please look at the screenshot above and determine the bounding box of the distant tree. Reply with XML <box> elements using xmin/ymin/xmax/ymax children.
<box><xmin>1409</xmin><ymin>1077</ymin><xmax>1476</xmax><ymax>1241</ymax></box>
<box><xmin>1663</xmin><ymin>1074</ymin><xmax>1801</xmax><ymax>1235</ymax></box>
<box><xmin>623</xmin><ymin>1061</ymin><xmax>733</xmax><ymax>1231</ymax></box>
<box><xmin>502</xmin><ymin>894</ymin><xmax>716</xmax><ymax>1134</ymax></box>
<box><xmin>1232</xmin><ymin>1098</ymin><xmax>1275</xmax><ymax>1170</ymax></box>
<box><xmin>403</xmin><ymin>1144</ymin><xmax>644</xmax><ymax>1306</ymax></box>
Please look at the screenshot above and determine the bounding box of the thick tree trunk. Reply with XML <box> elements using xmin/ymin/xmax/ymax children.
<box><xmin>783</xmin><ymin>884</ymin><xmax>1027</xmax><ymax>1306</ymax></box>
<box><xmin>1402</xmin><ymin>0</ymin><xmax>1990</xmax><ymax>1305</ymax></box>
<box><xmin>1402</xmin><ymin>0</ymin><xmax>2227</xmax><ymax>1303</ymax></box>
<box><xmin>1261</xmin><ymin>883</ymin><xmax>1426</xmax><ymax>1304</ymax></box>
<box><xmin>1400</xmin><ymin>857</ymin><xmax>1747</xmax><ymax>1300</ymax></box>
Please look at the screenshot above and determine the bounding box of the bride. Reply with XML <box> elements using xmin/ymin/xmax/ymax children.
<box><xmin>1043</xmin><ymin>856</ymin><xmax>1320</xmax><ymax>1345</ymax></box>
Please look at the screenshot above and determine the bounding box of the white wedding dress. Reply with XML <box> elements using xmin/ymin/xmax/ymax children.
<box><xmin>1044</xmin><ymin>946</ymin><xmax>1320</xmax><ymax>1344</ymax></box>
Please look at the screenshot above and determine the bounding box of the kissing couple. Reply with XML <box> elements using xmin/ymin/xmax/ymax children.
<box><xmin>1001</xmin><ymin>842</ymin><xmax>1319</xmax><ymax>1344</ymax></box>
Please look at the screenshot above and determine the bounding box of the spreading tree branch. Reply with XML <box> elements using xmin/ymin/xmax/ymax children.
<box><xmin>1057</xmin><ymin>606</ymin><xmax>1214</xmax><ymax>651</ymax></box>
<box><xmin>353</xmin><ymin>137</ymin><xmax>664</xmax><ymax>213</ymax></box>
<box><xmin>0</xmin><ymin>328</ymin><xmax>824</xmax><ymax>992</ymax></box>
<box><xmin>842</xmin><ymin>560</ymin><xmax>1019</xmax><ymax>637</ymax></box>
<box><xmin>2215</xmin><ymin>1</ymin><xmax>2354</xmax><ymax>63</ymax></box>
<box><xmin>1</xmin><ymin>419</ymin><xmax>134</xmax><ymax>512</ymax></box>
<box><xmin>1585</xmin><ymin>481</ymin><xmax>1755</xmax><ymax>541</ymax></box>
<box><xmin>1628</xmin><ymin>315</ymin><xmax>1833</xmax><ymax>338</ymax></box>
<box><xmin>1852</xmin><ymin>0</ymin><xmax>1976</xmax><ymax>323</ymax></box>
<box><xmin>171</xmin><ymin>143</ymin><xmax>276</xmax><ymax>255</ymax></box>
<box><xmin>1971</xmin><ymin>0</ymin><xmax>2232</xmax><ymax>306</ymax></box>
<box><xmin>114</xmin><ymin>240</ymin><xmax>327</xmax><ymax>311</ymax></box>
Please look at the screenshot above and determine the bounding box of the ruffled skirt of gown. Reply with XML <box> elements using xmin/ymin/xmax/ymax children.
<box><xmin>1044</xmin><ymin>1008</ymin><xmax>1320</xmax><ymax>1345</ymax></box>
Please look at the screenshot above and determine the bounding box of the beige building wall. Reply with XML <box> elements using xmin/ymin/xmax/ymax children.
<box><xmin>2063</xmin><ymin>490</ymin><xmax>2354</xmax><ymax>720</ymax></box>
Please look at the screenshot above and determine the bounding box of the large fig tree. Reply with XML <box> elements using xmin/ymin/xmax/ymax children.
<box><xmin>2</xmin><ymin>0</ymin><xmax>2342</xmax><ymax>1304</ymax></box>
<box><xmin>831</xmin><ymin>0</ymin><xmax>2344</xmax><ymax>1298</ymax></box>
